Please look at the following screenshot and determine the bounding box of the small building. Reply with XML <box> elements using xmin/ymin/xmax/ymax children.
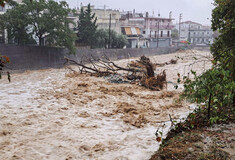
<box><xmin>121</xmin><ymin>26</ymin><xmax>147</xmax><ymax>48</ymax></box>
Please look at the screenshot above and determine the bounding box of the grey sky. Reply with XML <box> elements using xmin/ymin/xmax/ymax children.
<box><xmin>64</xmin><ymin>0</ymin><xmax>214</xmax><ymax>25</ymax></box>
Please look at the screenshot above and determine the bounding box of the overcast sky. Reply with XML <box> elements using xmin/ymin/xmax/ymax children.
<box><xmin>64</xmin><ymin>0</ymin><xmax>214</xmax><ymax>25</ymax></box>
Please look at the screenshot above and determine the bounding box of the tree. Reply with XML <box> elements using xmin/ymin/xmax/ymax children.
<box><xmin>171</xmin><ymin>29</ymin><xmax>179</xmax><ymax>40</ymax></box>
<box><xmin>211</xmin><ymin>0</ymin><xmax>235</xmax><ymax>80</ymax></box>
<box><xmin>180</xmin><ymin>0</ymin><xmax>235</xmax><ymax>124</ymax></box>
<box><xmin>114</xmin><ymin>33</ymin><xmax>128</xmax><ymax>48</ymax></box>
<box><xmin>94</xmin><ymin>29</ymin><xmax>128</xmax><ymax>49</ymax></box>
<box><xmin>77</xmin><ymin>3</ymin><xmax>97</xmax><ymax>47</ymax></box>
<box><xmin>1</xmin><ymin>0</ymin><xmax>77</xmax><ymax>54</ymax></box>
<box><xmin>0</xmin><ymin>0</ymin><xmax>8</xmax><ymax>7</ymax></box>
<box><xmin>1</xmin><ymin>2</ymin><xmax>36</xmax><ymax>44</ymax></box>
<box><xmin>94</xmin><ymin>28</ymin><xmax>109</xmax><ymax>48</ymax></box>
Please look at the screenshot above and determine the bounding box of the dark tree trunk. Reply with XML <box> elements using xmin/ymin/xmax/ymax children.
<box><xmin>139</xmin><ymin>56</ymin><xmax>155</xmax><ymax>77</ymax></box>
<box><xmin>208</xmin><ymin>93</ymin><xmax>212</xmax><ymax>120</ymax></box>
<box><xmin>39</xmin><ymin>36</ymin><xmax>43</xmax><ymax>46</ymax></box>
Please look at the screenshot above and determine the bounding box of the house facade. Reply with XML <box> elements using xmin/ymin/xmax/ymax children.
<box><xmin>78</xmin><ymin>5</ymin><xmax>121</xmax><ymax>34</ymax></box>
<box><xmin>189</xmin><ymin>25</ymin><xmax>214</xmax><ymax>45</ymax></box>
<box><xmin>120</xmin><ymin>11</ymin><xmax>174</xmax><ymax>48</ymax></box>
<box><xmin>177</xmin><ymin>21</ymin><xmax>214</xmax><ymax>45</ymax></box>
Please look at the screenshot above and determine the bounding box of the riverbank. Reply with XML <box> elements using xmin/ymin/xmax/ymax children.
<box><xmin>150</xmin><ymin>122</ymin><xmax>235</xmax><ymax>160</ymax></box>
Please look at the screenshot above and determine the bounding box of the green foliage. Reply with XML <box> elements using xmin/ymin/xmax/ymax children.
<box><xmin>211</xmin><ymin>0</ymin><xmax>235</xmax><ymax>75</ymax></box>
<box><xmin>76</xmin><ymin>4</ymin><xmax>127</xmax><ymax>49</ymax></box>
<box><xmin>180</xmin><ymin>0</ymin><xmax>235</xmax><ymax>125</ymax></box>
<box><xmin>112</xmin><ymin>32</ymin><xmax>128</xmax><ymax>48</ymax></box>
<box><xmin>0</xmin><ymin>2</ymin><xmax>36</xmax><ymax>45</ymax></box>
<box><xmin>94</xmin><ymin>29</ymin><xmax>128</xmax><ymax>49</ymax></box>
<box><xmin>171</xmin><ymin>29</ymin><xmax>179</xmax><ymax>40</ymax></box>
<box><xmin>94</xmin><ymin>28</ymin><xmax>108</xmax><ymax>48</ymax></box>
<box><xmin>0</xmin><ymin>0</ymin><xmax>8</xmax><ymax>7</ymax></box>
<box><xmin>0</xmin><ymin>53</ymin><xmax>10</xmax><ymax>82</ymax></box>
<box><xmin>77</xmin><ymin>3</ymin><xmax>97</xmax><ymax>47</ymax></box>
<box><xmin>181</xmin><ymin>67</ymin><xmax>235</xmax><ymax>123</ymax></box>
<box><xmin>1</xmin><ymin>0</ymin><xmax>76</xmax><ymax>54</ymax></box>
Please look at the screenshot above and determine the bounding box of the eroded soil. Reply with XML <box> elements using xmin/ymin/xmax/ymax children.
<box><xmin>150</xmin><ymin>123</ymin><xmax>235</xmax><ymax>160</ymax></box>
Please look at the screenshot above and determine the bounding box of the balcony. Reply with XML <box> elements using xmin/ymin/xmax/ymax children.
<box><xmin>148</xmin><ymin>25</ymin><xmax>174</xmax><ymax>30</ymax></box>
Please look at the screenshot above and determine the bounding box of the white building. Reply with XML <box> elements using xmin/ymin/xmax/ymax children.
<box><xmin>176</xmin><ymin>21</ymin><xmax>214</xmax><ymax>45</ymax></box>
<box><xmin>78</xmin><ymin>5</ymin><xmax>121</xmax><ymax>34</ymax></box>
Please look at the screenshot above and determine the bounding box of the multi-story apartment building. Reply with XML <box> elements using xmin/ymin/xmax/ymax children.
<box><xmin>189</xmin><ymin>25</ymin><xmax>214</xmax><ymax>45</ymax></box>
<box><xmin>120</xmin><ymin>11</ymin><xmax>174</xmax><ymax>48</ymax></box>
<box><xmin>177</xmin><ymin>21</ymin><xmax>214</xmax><ymax>45</ymax></box>
<box><xmin>78</xmin><ymin>5</ymin><xmax>121</xmax><ymax>34</ymax></box>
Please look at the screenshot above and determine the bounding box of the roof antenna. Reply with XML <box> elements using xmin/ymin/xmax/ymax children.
<box><xmin>77</xmin><ymin>0</ymin><xmax>79</xmax><ymax>10</ymax></box>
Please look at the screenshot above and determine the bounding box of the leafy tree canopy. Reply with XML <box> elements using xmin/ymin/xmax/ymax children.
<box><xmin>77</xmin><ymin>3</ymin><xmax>97</xmax><ymax>47</ymax></box>
<box><xmin>94</xmin><ymin>29</ymin><xmax>128</xmax><ymax>49</ymax></box>
<box><xmin>211</xmin><ymin>0</ymin><xmax>235</xmax><ymax>76</ymax></box>
<box><xmin>1</xmin><ymin>0</ymin><xmax>77</xmax><ymax>54</ymax></box>
<box><xmin>0</xmin><ymin>0</ymin><xmax>9</xmax><ymax>7</ymax></box>
<box><xmin>180</xmin><ymin>0</ymin><xmax>235</xmax><ymax>125</ymax></box>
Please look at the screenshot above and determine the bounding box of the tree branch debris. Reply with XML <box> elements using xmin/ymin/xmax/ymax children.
<box><xmin>64</xmin><ymin>55</ymin><xmax>177</xmax><ymax>91</ymax></box>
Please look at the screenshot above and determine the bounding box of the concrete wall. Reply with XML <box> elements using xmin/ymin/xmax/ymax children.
<box><xmin>150</xmin><ymin>38</ymin><xmax>171</xmax><ymax>48</ymax></box>
<box><xmin>0</xmin><ymin>44</ymin><xmax>180</xmax><ymax>70</ymax></box>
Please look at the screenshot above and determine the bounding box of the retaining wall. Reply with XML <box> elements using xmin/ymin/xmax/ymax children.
<box><xmin>0</xmin><ymin>44</ymin><xmax>187</xmax><ymax>70</ymax></box>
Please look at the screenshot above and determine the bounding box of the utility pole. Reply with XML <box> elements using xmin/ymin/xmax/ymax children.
<box><xmin>179</xmin><ymin>13</ymin><xmax>183</xmax><ymax>42</ymax></box>
<box><xmin>108</xmin><ymin>14</ymin><xmax>111</xmax><ymax>49</ymax></box>
<box><xmin>188</xmin><ymin>23</ymin><xmax>191</xmax><ymax>43</ymax></box>
<box><xmin>157</xmin><ymin>20</ymin><xmax>160</xmax><ymax>48</ymax></box>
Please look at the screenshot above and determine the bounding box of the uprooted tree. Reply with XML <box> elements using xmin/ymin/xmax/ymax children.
<box><xmin>64</xmin><ymin>55</ymin><xmax>175</xmax><ymax>91</ymax></box>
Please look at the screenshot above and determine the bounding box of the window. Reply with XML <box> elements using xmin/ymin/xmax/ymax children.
<box><xmin>155</xmin><ymin>31</ymin><xmax>157</xmax><ymax>38</ymax></box>
<box><xmin>161</xmin><ymin>31</ymin><xmax>163</xmax><ymax>37</ymax></box>
<box><xmin>0</xmin><ymin>6</ymin><xmax>4</xmax><ymax>11</ymax></box>
<box><xmin>167</xmin><ymin>31</ymin><xmax>170</xmax><ymax>37</ymax></box>
<box><xmin>143</xmin><ymin>31</ymin><xmax>146</xmax><ymax>34</ymax></box>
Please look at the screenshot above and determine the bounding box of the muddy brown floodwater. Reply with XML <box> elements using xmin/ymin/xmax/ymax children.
<box><xmin>0</xmin><ymin>50</ymin><xmax>212</xmax><ymax>160</ymax></box>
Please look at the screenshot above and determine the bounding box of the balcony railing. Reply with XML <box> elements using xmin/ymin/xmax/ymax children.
<box><xmin>147</xmin><ymin>34</ymin><xmax>171</xmax><ymax>38</ymax></box>
<box><xmin>149</xmin><ymin>25</ymin><xmax>174</xmax><ymax>30</ymax></box>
